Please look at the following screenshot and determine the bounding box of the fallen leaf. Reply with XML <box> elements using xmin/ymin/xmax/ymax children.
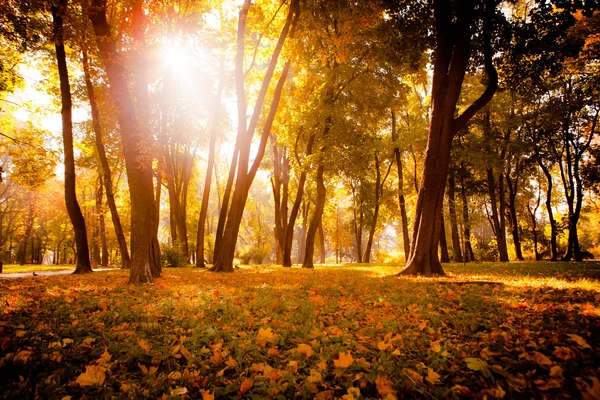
<box><xmin>75</xmin><ymin>365</ymin><xmax>106</xmax><ymax>386</ymax></box>
<box><xmin>256</xmin><ymin>327</ymin><xmax>275</xmax><ymax>347</ymax></box>
<box><xmin>426</xmin><ymin>368</ymin><xmax>440</xmax><ymax>384</ymax></box>
<box><xmin>377</xmin><ymin>341</ymin><xmax>393</xmax><ymax>351</ymax></box>
<box><xmin>96</xmin><ymin>348</ymin><xmax>111</xmax><ymax>364</ymax></box>
<box><xmin>239</xmin><ymin>377</ymin><xmax>253</xmax><ymax>396</ymax></box>
<box><xmin>137</xmin><ymin>338</ymin><xmax>151</xmax><ymax>352</ymax></box>
<box><xmin>532</xmin><ymin>351</ymin><xmax>553</xmax><ymax>366</ymax></box>
<box><xmin>171</xmin><ymin>387</ymin><xmax>187</xmax><ymax>396</ymax></box>
<box><xmin>298</xmin><ymin>343</ymin><xmax>313</xmax><ymax>358</ymax></box>
<box><xmin>567</xmin><ymin>334</ymin><xmax>592</xmax><ymax>349</ymax></box>
<box><xmin>13</xmin><ymin>350</ymin><xmax>33</xmax><ymax>364</ymax></box>
<box><xmin>487</xmin><ymin>384</ymin><xmax>506</xmax><ymax>399</ymax></box>
<box><xmin>334</xmin><ymin>352</ymin><xmax>354</xmax><ymax>368</ymax></box>
<box><xmin>201</xmin><ymin>390</ymin><xmax>215</xmax><ymax>400</ymax></box>
<box><xmin>375</xmin><ymin>375</ymin><xmax>396</xmax><ymax>396</ymax></box>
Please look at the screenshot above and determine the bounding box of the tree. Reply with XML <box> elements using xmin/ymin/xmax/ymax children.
<box><xmin>88</xmin><ymin>0</ymin><xmax>160</xmax><ymax>283</ymax></box>
<box><xmin>52</xmin><ymin>0</ymin><xmax>92</xmax><ymax>274</ymax></box>
<box><xmin>399</xmin><ymin>0</ymin><xmax>498</xmax><ymax>276</ymax></box>
<box><xmin>211</xmin><ymin>0</ymin><xmax>299</xmax><ymax>272</ymax></box>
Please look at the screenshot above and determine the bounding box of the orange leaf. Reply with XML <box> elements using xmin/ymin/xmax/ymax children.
<box><xmin>334</xmin><ymin>352</ymin><xmax>354</xmax><ymax>368</ymax></box>
<box><xmin>426</xmin><ymin>368</ymin><xmax>440</xmax><ymax>385</ymax></box>
<box><xmin>239</xmin><ymin>377</ymin><xmax>253</xmax><ymax>396</ymax></box>
<box><xmin>256</xmin><ymin>327</ymin><xmax>275</xmax><ymax>347</ymax></box>
<box><xmin>375</xmin><ymin>375</ymin><xmax>396</xmax><ymax>396</ymax></box>
<box><xmin>298</xmin><ymin>343</ymin><xmax>314</xmax><ymax>358</ymax></box>
<box><xmin>137</xmin><ymin>338</ymin><xmax>152</xmax><ymax>353</ymax></box>
<box><xmin>567</xmin><ymin>334</ymin><xmax>591</xmax><ymax>349</ymax></box>
<box><xmin>201</xmin><ymin>390</ymin><xmax>215</xmax><ymax>400</ymax></box>
<box><xmin>532</xmin><ymin>351</ymin><xmax>553</xmax><ymax>366</ymax></box>
<box><xmin>75</xmin><ymin>365</ymin><xmax>106</xmax><ymax>386</ymax></box>
<box><xmin>96</xmin><ymin>348</ymin><xmax>111</xmax><ymax>364</ymax></box>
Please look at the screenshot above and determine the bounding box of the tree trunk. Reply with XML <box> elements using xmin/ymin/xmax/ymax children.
<box><xmin>297</xmin><ymin>200</ymin><xmax>309</xmax><ymax>264</ymax></box>
<box><xmin>391</xmin><ymin>110</ymin><xmax>411</xmax><ymax>260</ymax></box>
<box><xmin>439</xmin><ymin>213</ymin><xmax>450</xmax><ymax>263</ymax></box>
<box><xmin>282</xmin><ymin>134</ymin><xmax>315</xmax><ymax>268</ymax></box>
<box><xmin>447</xmin><ymin>172</ymin><xmax>463</xmax><ymax>262</ymax></box>
<box><xmin>89</xmin><ymin>0</ymin><xmax>159</xmax><ymax>283</ymax></box>
<box><xmin>459</xmin><ymin>172</ymin><xmax>475</xmax><ymax>262</ymax></box>
<box><xmin>486</xmin><ymin>167</ymin><xmax>509</xmax><ymax>262</ymax></box>
<box><xmin>53</xmin><ymin>0</ymin><xmax>92</xmax><ymax>274</ymax></box>
<box><xmin>538</xmin><ymin>160</ymin><xmax>558</xmax><ymax>260</ymax></box>
<box><xmin>97</xmin><ymin>176</ymin><xmax>109</xmax><ymax>266</ymax></box>
<box><xmin>211</xmin><ymin>0</ymin><xmax>298</xmax><ymax>272</ymax></box>
<box><xmin>400</xmin><ymin>0</ymin><xmax>498</xmax><ymax>276</ymax></box>
<box><xmin>505</xmin><ymin>174</ymin><xmax>524</xmax><ymax>260</ymax></box>
<box><xmin>364</xmin><ymin>154</ymin><xmax>391</xmax><ymax>263</ymax></box>
<box><xmin>318</xmin><ymin>220</ymin><xmax>326</xmax><ymax>264</ymax></box>
<box><xmin>82</xmin><ymin>49</ymin><xmax>131</xmax><ymax>270</ymax></box>
<box><xmin>196</xmin><ymin>59</ymin><xmax>225</xmax><ymax>268</ymax></box>
<box><xmin>303</xmin><ymin>164</ymin><xmax>326</xmax><ymax>268</ymax></box>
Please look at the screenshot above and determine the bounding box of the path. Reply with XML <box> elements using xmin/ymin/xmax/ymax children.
<box><xmin>0</xmin><ymin>268</ymin><xmax>118</xmax><ymax>279</ymax></box>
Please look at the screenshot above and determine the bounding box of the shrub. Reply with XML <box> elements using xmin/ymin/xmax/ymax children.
<box><xmin>161</xmin><ymin>244</ymin><xmax>186</xmax><ymax>268</ymax></box>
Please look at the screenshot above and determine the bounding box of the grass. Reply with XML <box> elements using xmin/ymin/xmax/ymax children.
<box><xmin>0</xmin><ymin>262</ymin><xmax>598</xmax><ymax>399</ymax></box>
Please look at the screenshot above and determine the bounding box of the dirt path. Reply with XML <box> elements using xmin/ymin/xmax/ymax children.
<box><xmin>0</xmin><ymin>268</ymin><xmax>118</xmax><ymax>279</ymax></box>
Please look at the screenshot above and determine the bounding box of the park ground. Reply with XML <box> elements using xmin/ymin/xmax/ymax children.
<box><xmin>0</xmin><ymin>262</ymin><xmax>599</xmax><ymax>399</ymax></box>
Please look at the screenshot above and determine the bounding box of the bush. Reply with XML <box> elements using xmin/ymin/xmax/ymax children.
<box><xmin>161</xmin><ymin>244</ymin><xmax>186</xmax><ymax>268</ymax></box>
<box><xmin>237</xmin><ymin>244</ymin><xmax>270</xmax><ymax>265</ymax></box>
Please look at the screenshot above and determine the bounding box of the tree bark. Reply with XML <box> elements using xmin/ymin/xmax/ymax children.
<box><xmin>447</xmin><ymin>171</ymin><xmax>463</xmax><ymax>262</ymax></box>
<box><xmin>459</xmin><ymin>171</ymin><xmax>475</xmax><ymax>262</ymax></box>
<box><xmin>89</xmin><ymin>0</ymin><xmax>159</xmax><ymax>283</ymax></box>
<box><xmin>400</xmin><ymin>0</ymin><xmax>498</xmax><ymax>276</ymax></box>
<box><xmin>505</xmin><ymin>173</ymin><xmax>524</xmax><ymax>260</ymax></box>
<box><xmin>364</xmin><ymin>154</ymin><xmax>391</xmax><ymax>263</ymax></box>
<box><xmin>282</xmin><ymin>134</ymin><xmax>315</xmax><ymax>267</ymax></box>
<box><xmin>391</xmin><ymin>110</ymin><xmax>411</xmax><ymax>260</ymax></box>
<box><xmin>82</xmin><ymin>48</ymin><xmax>131</xmax><ymax>269</ymax></box>
<box><xmin>486</xmin><ymin>166</ymin><xmax>509</xmax><ymax>262</ymax></box>
<box><xmin>439</xmin><ymin>213</ymin><xmax>450</xmax><ymax>263</ymax></box>
<box><xmin>537</xmin><ymin>159</ymin><xmax>558</xmax><ymax>261</ymax></box>
<box><xmin>53</xmin><ymin>0</ymin><xmax>92</xmax><ymax>274</ymax></box>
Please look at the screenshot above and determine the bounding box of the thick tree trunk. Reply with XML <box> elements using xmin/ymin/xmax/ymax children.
<box><xmin>447</xmin><ymin>172</ymin><xmax>463</xmax><ymax>262</ymax></box>
<box><xmin>82</xmin><ymin>49</ymin><xmax>131</xmax><ymax>270</ymax></box>
<box><xmin>391</xmin><ymin>111</ymin><xmax>411</xmax><ymax>260</ymax></box>
<box><xmin>400</xmin><ymin>0</ymin><xmax>497</xmax><ymax>276</ymax></box>
<box><xmin>53</xmin><ymin>1</ymin><xmax>92</xmax><ymax>274</ymax></box>
<box><xmin>89</xmin><ymin>0</ymin><xmax>159</xmax><ymax>283</ymax></box>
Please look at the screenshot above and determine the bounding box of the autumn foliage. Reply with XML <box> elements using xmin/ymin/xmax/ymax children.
<box><xmin>0</xmin><ymin>263</ymin><xmax>598</xmax><ymax>399</ymax></box>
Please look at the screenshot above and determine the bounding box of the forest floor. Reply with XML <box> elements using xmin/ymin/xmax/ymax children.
<box><xmin>0</xmin><ymin>262</ymin><xmax>598</xmax><ymax>399</ymax></box>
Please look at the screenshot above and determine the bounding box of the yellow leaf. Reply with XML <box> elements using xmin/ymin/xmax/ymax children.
<box><xmin>430</xmin><ymin>341</ymin><xmax>441</xmax><ymax>352</ymax></box>
<box><xmin>567</xmin><ymin>334</ymin><xmax>592</xmax><ymax>349</ymax></box>
<box><xmin>426</xmin><ymin>368</ymin><xmax>440</xmax><ymax>384</ymax></box>
<box><xmin>75</xmin><ymin>365</ymin><xmax>106</xmax><ymax>386</ymax></box>
<box><xmin>256</xmin><ymin>327</ymin><xmax>275</xmax><ymax>347</ymax></box>
<box><xmin>137</xmin><ymin>338</ymin><xmax>151</xmax><ymax>353</ymax></box>
<box><xmin>334</xmin><ymin>352</ymin><xmax>354</xmax><ymax>369</ymax></box>
<box><xmin>375</xmin><ymin>375</ymin><xmax>396</xmax><ymax>396</ymax></box>
<box><xmin>298</xmin><ymin>343</ymin><xmax>314</xmax><ymax>358</ymax></box>
<box><xmin>201</xmin><ymin>390</ymin><xmax>215</xmax><ymax>400</ymax></box>
<box><xmin>532</xmin><ymin>351</ymin><xmax>553</xmax><ymax>366</ymax></box>
<box><xmin>180</xmin><ymin>343</ymin><xmax>194</xmax><ymax>360</ymax></box>
<box><xmin>341</xmin><ymin>387</ymin><xmax>361</xmax><ymax>400</ymax></box>
<box><xmin>13</xmin><ymin>350</ymin><xmax>33</xmax><ymax>364</ymax></box>
<box><xmin>289</xmin><ymin>360</ymin><xmax>298</xmax><ymax>373</ymax></box>
<box><xmin>405</xmin><ymin>369</ymin><xmax>423</xmax><ymax>384</ymax></box>
<box><xmin>308</xmin><ymin>369</ymin><xmax>323</xmax><ymax>383</ymax></box>
<box><xmin>171</xmin><ymin>387</ymin><xmax>187</xmax><ymax>396</ymax></box>
<box><xmin>550</xmin><ymin>365</ymin><xmax>563</xmax><ymax>377</ymax></box>
<box><xmin>238</xmin><ymin>377</ymin><xmax>253</xmax><ymax>396</ymax></box>
<box><xmin>377</xmin><ymin>341</ymin><xmax>393</xmax><ymax>351</ymax></box>
<box><xmin>168</xmin><ymin>371</ymin><xmax>182</xmax><ymax>380</ymax></box>
<box><xmin>61</xmin><ymin>396</ymin><xmax>72</xmax><ymax>400</ymax></box>
<box><xmin>392</xmin><ymin>348</ymin><xmax>401</xmax><ymax>356</ymax></box>
<box><xmin>96</xmin><ymin>348</ymin><xmax>111</xmax><ymax>364</ymax></box>
<box><xmin>62</xmin><ymin>338</ymin><xmax>73</xmax><ymax>347</ymax></box>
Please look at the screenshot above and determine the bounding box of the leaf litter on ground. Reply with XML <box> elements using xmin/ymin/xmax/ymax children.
<box><xmin>0</xmin><ymin>262</ymin><xmax>598</xmax><ymax>399</ymax></box>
